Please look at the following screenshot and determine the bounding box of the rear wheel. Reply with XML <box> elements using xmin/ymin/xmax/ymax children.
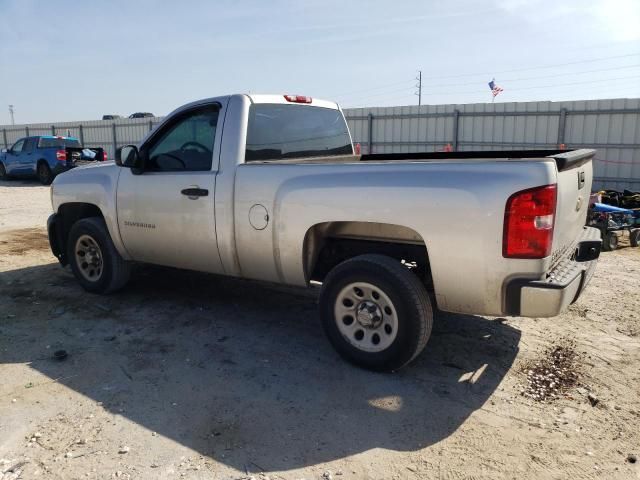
<box><xmin>630</xmin><ymin>229</ymin><xmax>640</xmax><ymax>248</ymax></box>
<box><xmin>37</xmin><ymin>162</ymin><xmax>53</xmax><ymax>185</ymax></box>
<box><xmin>67</xmin><ymin>217</ymin><xmax>131</xmax><ymax>294</ymax></box>
<box><xmin>602</xmin><ymin>231</ymin><xmax>619</xmax><ymax>251</ymax></box>
<box><xmin>319</xmin><ymin>254</ymin><xmax>433</xmax><ymax>372</ymax></box>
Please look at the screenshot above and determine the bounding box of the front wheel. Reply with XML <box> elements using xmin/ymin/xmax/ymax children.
<box><xmin>37</xmin><ymin>162</ymin><xmax>53</xmax><ymax>185</ymax></box>
<box><xmin>0</xmin><ymin>163</ymin><xmax>8</xmax><ymax>180</ymax></box>
<box><xmin>67</xmin><ymin>217</ymin><xmax>131</xmax><ymax>294</ymax></box>
<box><xmin>319</xmin><ymin>254</ymin><xmax>433</xmax><ymax>372</ymax></box>
<box><xmin>630</xmin><ymin>229</ymin><xmax>640</xmax><ymax>247</ymax></box>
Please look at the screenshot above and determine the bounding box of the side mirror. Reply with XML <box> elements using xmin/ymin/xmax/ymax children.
<box><xmin>115</xmin><ymin>145</ymin><xmax>141</xmax><ymax>168</ymax></box>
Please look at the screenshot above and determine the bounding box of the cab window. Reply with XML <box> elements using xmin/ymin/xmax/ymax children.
<box><xmin>11</xmin><ymin>139</ymin><xmax>25</xmax><ymax>153</ymax></box>
<box><xmin>145</xmin><ymin>106</ymin><xmax>219</xmax><ymax>172</ymax></box>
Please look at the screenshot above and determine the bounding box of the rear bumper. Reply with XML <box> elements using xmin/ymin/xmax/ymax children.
<box><xmin>505</xmin><ymin>226</ymin><xmax>601</xmax><ymax>317</ymax></box>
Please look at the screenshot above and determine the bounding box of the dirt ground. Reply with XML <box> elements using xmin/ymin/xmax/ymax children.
<box><xmin>0</xmin><ymin>179</ymin><xmax>639</xmax><ymax>480</ymax></box>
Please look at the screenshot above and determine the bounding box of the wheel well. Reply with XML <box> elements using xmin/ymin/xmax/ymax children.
<box><xmin>36</xmin><ymin>159</ymin><xmax>51</xmax><ymax>174</ymax></box>
<box><xmin>304</xmin><ymin>221</ymin><xmax>432</xmax><ymax>287</ymax></box>
<box><xmin>57</xmin><ymin>203</ymin><xmax>104</xmax><ymax>258</ymax></box>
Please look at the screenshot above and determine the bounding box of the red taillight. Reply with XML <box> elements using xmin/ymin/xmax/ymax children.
<box><xmin>284</xmin><ymin>94</ymin><xmax>312</xmax><ymax>103</ymax></box>
<box><xmin>56</xmin><ymin>150</ymin><xmax>66</xmax><ymax>162</ymax></box>
<box><xmin>354</xmin><ymin>143</ymin><xmax>361</xmax><ymax>155</ymax></box>
<box><xmin>102</xmin><ymin>150</ymin><xmax>108</xmax><ymax>161</ymax></box>
<box><xmin>503</xmin><ymin>184</ymin><xmax>557</xmax><ymax>259</ymax></box>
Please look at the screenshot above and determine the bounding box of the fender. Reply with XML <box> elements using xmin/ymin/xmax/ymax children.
<box><xmin>51</xmin><ymin>162</ymin><xmax>131</xmax><ymax>260</ymax></box>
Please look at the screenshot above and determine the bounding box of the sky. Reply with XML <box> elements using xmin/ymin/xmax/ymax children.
<box><xmin>0</xmin><ymin>0</ymin><xmax>639</xmax><ymax>124</ymax></box>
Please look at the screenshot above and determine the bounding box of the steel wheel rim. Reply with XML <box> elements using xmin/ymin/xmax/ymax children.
<box><xmin>334</xmin><ymin>281</ymin><xmax>398</xmax><ymax>353</ymax></box>
<box><xmin>75</xmin><ymin>234</ymin><xmax>103</xmax><ymax>282</ymax></box>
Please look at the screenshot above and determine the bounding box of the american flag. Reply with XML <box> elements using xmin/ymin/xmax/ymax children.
<box><xmin>488</xmin><ymin>78</ymin><xmax>504</xmax><ymax>97</ymax></box>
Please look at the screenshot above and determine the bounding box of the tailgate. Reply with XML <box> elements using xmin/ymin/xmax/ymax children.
<box><xmin>551</xmin><ymin>149</ymin><xmax>595</xmax><ymax>262</ymax></box>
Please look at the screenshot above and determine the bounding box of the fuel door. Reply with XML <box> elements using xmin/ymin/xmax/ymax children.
<box><xmin>249</xmin><ymin>204</ymin><xmax>269</xmax><ymax>230</ymax></box>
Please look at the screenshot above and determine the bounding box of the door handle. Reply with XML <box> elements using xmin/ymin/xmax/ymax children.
<box><xmin>181</xmin><ymin>187</ymin><xmax>208</xmax><ymax>199</ymax></box>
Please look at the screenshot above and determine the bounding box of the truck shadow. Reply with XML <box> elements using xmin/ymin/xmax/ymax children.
<box><xmin>0</xmin><ymin>179</ymin><xmax>44</xmax><ymax>188</ymax></box>
<box><xmin>0</xmin><ymin>262</ymin><xmax>520</xmax><ymax>472</ymax></box>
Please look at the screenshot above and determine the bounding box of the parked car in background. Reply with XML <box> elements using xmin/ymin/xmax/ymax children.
<box><xmin>0</xmin><ymin>136</ymin><xmax>106</xmax><ymax>185</ymax></box>
<box><xmin>102</xmin><ymin>114</ymin><xmax>122</xmax><ymax>120</ymax></box>
<box><xmin>129</xmin><ymin>112</ymin><xmax>154</xmax><ymax>119</ymax></box>
<box><xmin>47</xmin><ymin>93</ymin><xmax>602</xmax><ymax>371</ymax></box>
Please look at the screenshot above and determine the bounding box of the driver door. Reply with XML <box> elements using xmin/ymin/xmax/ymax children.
<box><xmin>116</xmin><ymin>103</ymin><xmax>224</xmax><ymax>274</ymax></box>
<box><xmin>5</xmin><ymin>138</ymin><xmax>25</xmax><ymax>175</ymax></box>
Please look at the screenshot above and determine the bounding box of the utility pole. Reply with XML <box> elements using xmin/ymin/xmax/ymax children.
<box><xmin>8</xmin><ymin>105</ymin><xmax>15</xmax><ymax>125</ymax></box>
<box><xmin>415</xmin><ymin>71</ymin><xmax>422</xmax><ymax>106</ymax></box>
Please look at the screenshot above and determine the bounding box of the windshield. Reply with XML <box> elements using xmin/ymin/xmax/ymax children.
<box><xmin>245</xmin><ymin>104</ymin><xmax>352</xmax><ymax>161</ymax></box>
<box><xmin>37</xmin><ymin>137</ymin><xmax>81</xmax><ymax>148</ymax></box>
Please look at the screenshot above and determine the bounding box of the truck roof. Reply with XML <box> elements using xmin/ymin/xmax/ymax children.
<box><xmin>246</xmin><ymin>94</ymin><xmax>339</xmax><ymax>110</ymax></box>
<box><xmin>37</xmin><ymin>135</ymin><xmax>79</xmax><ymax>141</ymax></box>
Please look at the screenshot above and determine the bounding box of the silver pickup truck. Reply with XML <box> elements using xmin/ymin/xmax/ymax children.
<box><xmin>47</xmin><ymin>93</ymin><xmax>601</xmax><ymax>371</ymax></box>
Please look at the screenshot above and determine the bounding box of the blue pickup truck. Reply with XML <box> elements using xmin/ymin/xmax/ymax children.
<box><xmin>0</xmin><ymin>136</ymin><xmax>106</xmax><ymax>185</ymax></box>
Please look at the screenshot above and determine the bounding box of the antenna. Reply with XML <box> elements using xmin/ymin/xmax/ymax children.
<box><xmin>8</xmin><ymin>105</ymin><xmax>15</xmax><ymax>125</ymax></box>
<box><xmin>415</xmin><ymin>71</ymin><xmax>422</xmax><ymax>106</ymax></box>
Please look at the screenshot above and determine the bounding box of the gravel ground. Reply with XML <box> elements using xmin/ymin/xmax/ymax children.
<box><xmin>0</xmin><ymin>179</ymin><xmax>639</xmax><ymax>480</ymax></box>
<box><xmin>0</xmin><ymin>180</ymin><xmax>51</xmax><ymax>233</ymax></box>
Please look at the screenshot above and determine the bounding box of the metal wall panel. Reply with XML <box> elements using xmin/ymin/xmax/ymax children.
<box><xmin>2</xmin><ymin>98</ymin><xmax>638</xmax><ymax>190</ymax></box>
<box><xmin>345</xmin><ymin>98</ymin><xmax>640</xmax><ymax>191</ymax></box>
<box><xmin>1</xmin><ymin>118</ymin><xmax>163</xmax><ymax>160</ymax></box>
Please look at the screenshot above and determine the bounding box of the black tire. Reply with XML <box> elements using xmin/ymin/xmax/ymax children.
<box><xmin>37</xmin><ymin>162</ymin><xmax>53</xmax><ymax>185</ymax></box>
<box><xmin>602</xmin><ymin>232</ymin><xmax>619</xmax><ymax>251</ymax></box>
<box><xmin>319</xmin><ymin>254</ymin><xmax>433</xmax><ymax>372</ymax></box>
<box><xmin>0</xmin><ymin>162</ymin><xmax>8</xmax><ymax>180</ymax></box>
<box><xmin>67</xmin><ymin>217</ymin><xmax>131</xmax><ymax>294</ymax></box>
<box><xmin>630</xmin><ymin>229</ymin><xmax>640</xmax><ymax>248</ymax></box>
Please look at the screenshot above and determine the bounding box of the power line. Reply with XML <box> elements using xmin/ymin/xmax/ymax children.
<box><xmin>343</xmin><ymin>73</ymin><xmax>640</xmax><ymax>106</ymax></box>
<box><xmin>343</xmin><ymin>76</ymin><xmax>640</xmax><ymax>108</ymax></box>
<box><xmin>333</xmin><ymin>52</ymin><xmax>639</xmax><ymax>106</ymax></box>
<box><xmin>498</xmin><ymin>74</ymin><xmax>640</xmax><ymax>92</ymax></box>
<box><xmin>421</xmin><ymin>53</ymin><xmax>640</xmax><ymax>80</ymax></box>
<box><xmin>423</xmin><ymin>64</ymin><xmax>640</xmax><ymax>88</ymax></box>
<box><xmin>412</xmin><ymin>74</ymin><xmax>640</xmax><ymax>97</ymax></box>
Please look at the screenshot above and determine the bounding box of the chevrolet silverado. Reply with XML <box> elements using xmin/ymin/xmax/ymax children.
<box><xmin>47</xmin><ymin>94</ymin><xmax>601</xmax><ymax>371</ymax></box>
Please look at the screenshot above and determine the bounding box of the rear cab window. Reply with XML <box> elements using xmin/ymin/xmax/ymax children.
<box><xmin>245</xmin><ymin>104</ymin><xmax>352</xmax><ymax>162</ymax></box>
<box><xmin>37</xmin><ymin>137</ymin><xmax>81</xmax><ymax>149</ymax></box>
